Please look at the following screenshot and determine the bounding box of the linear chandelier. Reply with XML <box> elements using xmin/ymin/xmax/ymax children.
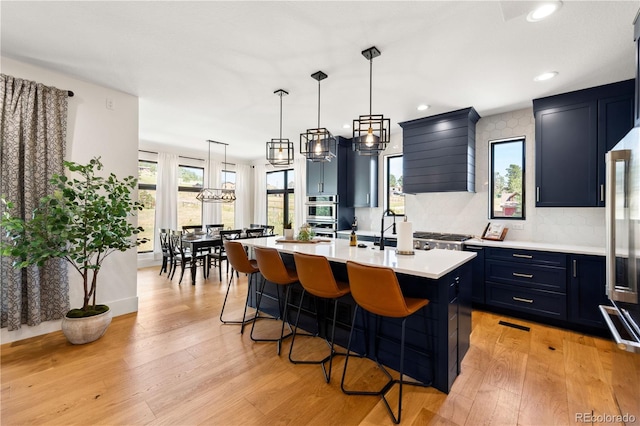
<box><xmin>266</xmin><ymin>89</ymin><xmax>294</xmax><ymax>167</ymax></box>
<box><xmin>353</xmin><ymin>46</ymin><xmax>390</xmax><ymax>156</ymax></box>
<box><xmin>300</xmin><ymin>71</ymin><xmax>336</xmax><ymax>162</ymax></box>
<box><xmin>196</xmin><ymin>140</ymin><xmax>236</xmax><ymax>203</ymax></box>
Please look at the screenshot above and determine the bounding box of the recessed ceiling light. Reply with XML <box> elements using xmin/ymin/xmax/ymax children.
<box><xmin>526</xmin><ymin>1</ymin><xmax>562</xmax><ymax>22</ymax></box>
<box><xmin>342</xmin><ymin>123</ymin><xmax>351</xmax><ymax>129</ymax></box>
<box><xmin>417</xmin><ymin>104</ymin><xmax>430</xmax><ymax>111</ymax></box>
<box><xmin>534</xmin><ymin>71</ymin><xmax>558</xmax><ymax>82</ymax></box>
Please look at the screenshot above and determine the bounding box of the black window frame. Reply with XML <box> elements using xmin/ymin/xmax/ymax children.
<box><xmin>138</xmin><ymin>159</ymin><xmax>158</xmax><ymax>254</ymax></box>
<box><xmin>385</xmin><ymin>154</ymin><xmax>405</xmax><ymax>216</ymax></box>
<box><xmin>266</xmin><ymin>169</ymin><xmax>295</xmax><ymax>227</ymax></box>
<box><xmin>489</xmin><ymin>136</ymin><xmax>526</xmax><ymax>220</ymax></box>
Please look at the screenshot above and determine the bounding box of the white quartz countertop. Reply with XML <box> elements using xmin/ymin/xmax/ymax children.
<box><xmin>241</xmin><ymin>237</ymin><xmax>476</xmax><ymax>280</ymax></box>
<box><xmin>464</xmin><ymin>238</ymin><xmax>605</xmax><ymax>256</ymax></box>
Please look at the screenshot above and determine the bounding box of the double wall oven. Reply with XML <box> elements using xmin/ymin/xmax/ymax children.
<box><xmin>306</xmin><ymin>195</ymin><xmax>339</xmax><ymax>238</ymax></box>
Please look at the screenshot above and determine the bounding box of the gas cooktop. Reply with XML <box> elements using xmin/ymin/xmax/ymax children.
<box><xmin>413</xmin><ymin>232</ymin><xmax>473</xmax><ymax>242</ymax></box>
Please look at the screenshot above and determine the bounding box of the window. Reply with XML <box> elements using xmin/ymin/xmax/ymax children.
<box><xmin>386</xmin><ymin>154</ymin><xmax>405</xmax><ymax>215</ymax></box>
<box><xmin>221</xmin><ymin>169</ymin><xmax>236</xmax><ymax>228</ymax></box>
<box><xmin>177</xmin><ymin>165</ymin><xmax>204</xmax><ymax>228</ymax></box>
<box><xmin>137</xmin><ymin>160</ymin><xmax>157</xmax><ymax>253</ymax></box>
<box><xmin>266</xmin><ymin>169</ymin><xmax>295</xmax><ymax>235</ymax></box>
<box><xmin>490</xmin><ymin>137</ymin><xmax>525</xmax><ymax>219</ymax></box>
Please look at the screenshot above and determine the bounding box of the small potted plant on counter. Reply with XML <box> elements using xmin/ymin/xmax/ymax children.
<box><xmin>283</xmin><ymin>220</ymin><xmax>294</xmax><ymax>239</ymax></box>
<box><xmin>297</xmin><ymin>224</ymin><xmax>316</xmax><ymax>242</ymax></box>
<box><xmin>0</xmin><ymin>157</ymin><xmax>145</xmax><ymax>344</ymax></box>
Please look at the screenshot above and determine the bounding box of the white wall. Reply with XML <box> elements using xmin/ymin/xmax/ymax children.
<box><xmin>1</xmin><ymin>57</ymin><xmax>140</xmax><ymax>343</ymax></box>
<box><xmin>356</xmin><ymin>107</ymin><xmax>606</xmax><ymax>249</ymax></box>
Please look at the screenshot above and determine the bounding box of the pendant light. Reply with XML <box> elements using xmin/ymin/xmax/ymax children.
<box><xmin>196</xmin><ymin>140</ymin><xmax>236</xmax><ymax>203</ymax></box>
<box><xmin>300</xmin><ymin>71</ymin><xmax>336</xmax><ymax>162</ymax></box>
<box><xmin>353</xmin><ymin>46</ymin><xmax>390</xmax><ymax>156</ymax></box>
<box><xmin>266</xmin><ymin>89</ymin><xmax>294</xmax><ymax>167</ymax></box>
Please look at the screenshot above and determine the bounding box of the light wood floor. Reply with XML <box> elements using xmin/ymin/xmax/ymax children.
<box><xmin>1</xmin><ymin>266</ymin><xmax>622</xmax><ymax>425</ymax></box>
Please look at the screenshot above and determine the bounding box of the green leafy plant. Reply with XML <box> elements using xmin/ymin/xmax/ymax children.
<box><xmin>0</xmin><ymin>158</ymin><xmax>145</xmax><ymax>317</ymax></box>
<box><xmin>296</xmin><ymin>223</ymin><xmax>315</xmax><ymax>242</ymax></box>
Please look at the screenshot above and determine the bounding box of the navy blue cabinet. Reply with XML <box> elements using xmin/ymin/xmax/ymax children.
<box><xmin>306</xmin><ymin>137</ymin><xmax>349</xmax><ymax>196</ymax></box>
<box><xmin>484</xmin><ymin>247</ymin><xmax>567</xmax><ymax>321</ymax></box>
<box><xmin>464</xmin><ymin>244</ymin><xmax>485</xmax><ymax>304</ymax></box>
<box><xmin>533</xmin><ymin>80</ymin><xmax>634</xmax><ymax>207</ymax></box>
<box><xmin>568</xmin><ymin>254</ymin><xmax>608</xmax><ymax>329</ymax></box>
<box><xmin>347</xmin><ymin>147</ymin><xmax>378</xmax><ymax>207</ymax></box>
<box><xmin>399</xmin><ymin>107</ymin><xmax>480</xmax><ymax>193</ymax></box>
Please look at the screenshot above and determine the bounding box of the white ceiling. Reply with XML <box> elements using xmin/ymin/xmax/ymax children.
<box><xmin>1</xmin><ymin>1</ymin><xmax>638</xmax><ymax>161</ymax></box>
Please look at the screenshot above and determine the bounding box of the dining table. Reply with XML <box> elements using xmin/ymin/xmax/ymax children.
<box><xmin>181</xmin><ymin>230</ymin><xmax>276</xmax><ymax>285</ymax></box>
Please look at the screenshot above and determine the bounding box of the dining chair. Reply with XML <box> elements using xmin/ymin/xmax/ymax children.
<box><xmin>182</xmin><ymin>225</ymin><xmax>204</xmax><ymax>234</ymax></box>
<box><xmin>206</xmin><ymin>224</ymin><xmax>225</xmax><ymax>236</ymax></box>
<box><xmin>169</xmin><ymin>231</ymin><xmax>208</xmax><ymax>284</ymax></box>
<box><xmin>208</xmin><ymin>229</ymin><xmax>243</xmax><ymax>281</ymax></box>
<box><xmin>158</xmin><ymin>228</ymin><xmax>173</xmax><ymax>276</ymax></box>
<box><xmin>245</xmin><ymin>228</ymin><xmax>265</xmax><ymax>238</ymax></box>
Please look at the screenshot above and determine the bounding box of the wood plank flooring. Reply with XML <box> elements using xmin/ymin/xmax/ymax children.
<box><xmin>1</xmin><ymin>266</ymin><xmax>622</xmax><ymax>425</ymax></box>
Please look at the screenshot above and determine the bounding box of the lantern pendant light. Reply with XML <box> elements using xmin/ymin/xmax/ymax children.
<box><xmin>300</xmin><ymin>71</ymin><xmax>336</xmax><ymax>162</ymax></box>
<box><xmin>353</xmin><ymin>46</ymin><xmax>390</xmax><ymax>155</ymax></box>
<box><xmin>196</xmin><ymin>140</ymin><xmax>236</xmax><ymax>203</ymax></box>
<box><xmin>266</xmin><ymin>89</ymin><xmax>294</xmax><ymax>167</ymax></box>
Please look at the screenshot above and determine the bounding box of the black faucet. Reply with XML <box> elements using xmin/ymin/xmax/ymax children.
<box><xmin>379</xmin><ymin>209</ymin><xmax>397</xmax><ymax>250</ymax></box>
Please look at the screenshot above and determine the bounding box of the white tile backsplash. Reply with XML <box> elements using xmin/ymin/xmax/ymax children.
<box><xmin>356</xmin><ymin>107</ymin><xmax>606</xmax><ymax>249</ymax></box>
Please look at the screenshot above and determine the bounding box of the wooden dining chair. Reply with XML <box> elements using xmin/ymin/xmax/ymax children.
<box><xmin>158</xmin><ymin>228</ymin><xmax>173</xmax><ymax>276</ymax></box>
<box><xmin>182</xmin><ymin>225</ymin><xmax>204</xmax><ymax>233</ymax></box>
<box><xmin>245</xmin><ymin>228</ymin><xmax>265</xmax><ymax>238</ymax></box>
<box><xmin>206</xmin><ymin>224</ymin><xmax>224</xmax><ymax>236</ymax></box>
<box><xmin>168</xmin><ymin>231</ymin><xmax>208</xmax><ymax>284</ymax></box>
<box><xmin>208</xmin><ymin>229</ymin><xmax>243</xmax><ymax>281</ymax></box>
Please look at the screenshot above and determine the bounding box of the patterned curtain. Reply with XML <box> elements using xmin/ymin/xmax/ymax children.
<box><xmin>0</xmin><ymin>74</ymin><xmax>70</xmax><ymax>331</ymax></box>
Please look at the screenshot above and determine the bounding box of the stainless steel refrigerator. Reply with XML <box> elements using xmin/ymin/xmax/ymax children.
<box><xmin>600</xmin><ymin>126</ymin><xmax>640</xmax><ymax>424</ymax></box>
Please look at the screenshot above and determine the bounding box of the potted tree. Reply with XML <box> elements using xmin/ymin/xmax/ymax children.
<box><xmin>0</xmin><ymin>157</ymin><xmax>145</xmax><ymax>344</ymax></box>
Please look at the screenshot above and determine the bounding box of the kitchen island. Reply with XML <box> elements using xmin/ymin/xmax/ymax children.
<box><xmin>241</xmin><ymin>237</ymin><xmax>476</xmax><ymax>393</ymax></box>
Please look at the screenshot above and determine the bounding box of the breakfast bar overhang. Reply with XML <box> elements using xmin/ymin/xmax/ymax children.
<box><xmin>241</xmin><ymin>237</ymin><xmax>476</xmax><ymax>393</ymax></box>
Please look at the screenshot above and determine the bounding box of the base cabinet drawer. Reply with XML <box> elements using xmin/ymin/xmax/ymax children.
<box><xmin>486</xmin><ymin>282</ymin><xmax>567</xmax><ymax>320</ymax></box>
<box><xmin>485</xmin><ymin>260</ymin><xmax>566</xmax><ymax>292</ymax></box>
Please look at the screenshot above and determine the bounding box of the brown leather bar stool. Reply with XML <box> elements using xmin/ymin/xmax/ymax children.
<box><xmin>341</xmin><ymin>260</ymin><xmax>431</xmax><ymax>424</ymax></box>
<box><xmin>220</xmin><ymin>240</ymin><xmax>260</xmax><ymax>333</ymax></box>
<box><xmin>290</xmin><ymin>252</ymin><xmax>351</xmax><ymax>383</ymax></box>
<box><xmin>250</xmin><ymin>246</ymin><xmax>297</xmax><ymax>355</ymax></box>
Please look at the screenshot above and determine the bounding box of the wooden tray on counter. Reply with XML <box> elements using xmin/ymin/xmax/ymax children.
<box><xmin>275</xmin><ymin>238</ymin><xmax>332</xmax><ymax>244</ymax></box>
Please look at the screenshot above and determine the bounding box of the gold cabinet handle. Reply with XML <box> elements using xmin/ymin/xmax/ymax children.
<box><xmin>513</xmin><ymin>296</ymin><xmax>534</xmax><ymax>304</ymax></box>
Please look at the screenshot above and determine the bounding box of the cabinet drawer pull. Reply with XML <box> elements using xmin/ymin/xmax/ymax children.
<box><xmin>513</xmin><ymin>272</ymin><xmax>533</xmax><ymax>279</ymax></box>
<box><xmin>512</xmin><ymin>254</ymin><xmax>533</xmax><ymax>259</ymax></box>
<box><xmin>513</xmin><ymin>296</ymin><xmax>534</xmax><ymax>304</ymax></box>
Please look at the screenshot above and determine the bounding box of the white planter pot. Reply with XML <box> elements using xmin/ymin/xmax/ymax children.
<box><xmin>284</xmin><ymin>229</ymin><xmax>294</xmax><ymax>239</ymax></box>
<box><xmin>61</xmin><ymin>308</ymin><xmax>113</xmax><ymax>344</ymax></box>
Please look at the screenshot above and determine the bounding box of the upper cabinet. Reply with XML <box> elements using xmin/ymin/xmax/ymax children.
<box><xmin>533</xmin><ymin>79</ymin><xmax>634</xmax><ymax>207</ymax></box>
<box><xmin>346</xmin><ymin>146</ymin><xmax>378</xmax><ymax>208</ymax></box>
<box><xmin>306</xmin><ymin>137</ymin><xmax>349</xmax><ymax>196</ymax></box>
<box><xmin>399</xmin><ymin>107</ymin><xmax>480</xmax><ymax>193</ymax></box>
<box><xmin>305</xmin><ymin>136</ymin><xmax>379</xmax><ymax>207</ymax></box>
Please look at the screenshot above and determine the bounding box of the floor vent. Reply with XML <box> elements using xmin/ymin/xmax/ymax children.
<box><xmin>498</xmin><ymin>320</ymin><xmax>530</xmax><ymax>332</ymax></box>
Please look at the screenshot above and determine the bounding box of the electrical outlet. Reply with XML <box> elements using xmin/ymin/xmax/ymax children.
<box><xmin>105</xmin><ymin>97</ymin><xmax>114</xmax><ymax>110</ymax></box>
<box><xmin>511</xmin><ymin>222</ymin><xmax>524</xmax><ymax>230</ymax></box>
